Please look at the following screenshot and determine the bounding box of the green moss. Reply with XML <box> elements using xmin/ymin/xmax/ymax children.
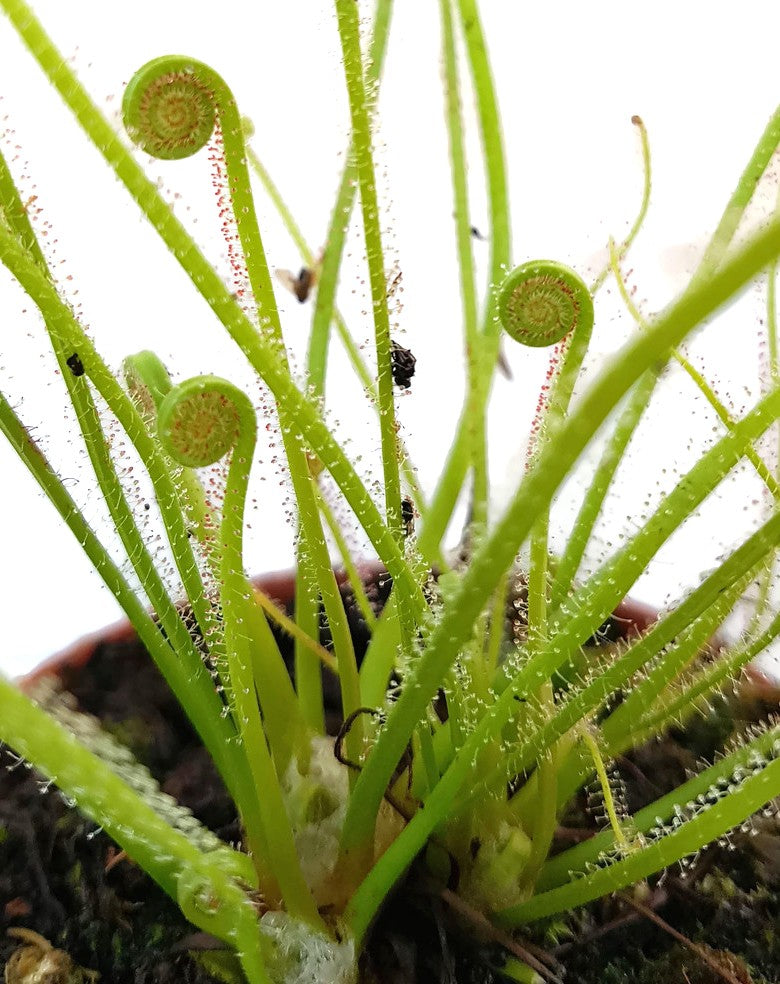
<box><xmin>192</xmin><ymin>951</ymin><xmax>246</xmax><ymax>984</ymax></box>
<box><xmin>631</xmin><ymin>944</ymin><xmax>756</xmax><ymax>984</ymax></box>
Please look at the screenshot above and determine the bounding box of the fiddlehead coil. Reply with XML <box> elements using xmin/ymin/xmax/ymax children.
<box><xmin>157</xmin><ymin>375</ymin><xmax>249</xmax><ymax>469</ymax></box>
<box><xmin>497</xmin><ymin>259</ymin><xmax>593</xmax><ymax>348</ymax></box>
<box><xmin>123</xmin><ymin>350</ymin><xmax>172</xmax><ymax>419</ymax></box>
<box><xmin>123</xmin><ymin>57</ymin><xmax>282</xmax><ymax>344</ymax></box>
<box><xmin>122</xmin><ymin>56</ymin><xmax>218</xmax><ymax>160</ymax></box>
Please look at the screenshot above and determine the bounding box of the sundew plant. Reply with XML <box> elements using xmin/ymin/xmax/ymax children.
<box><xmin>4</xmin><ymin>1</ymin><xmax>780</xmax><ymax>982</ymax></box>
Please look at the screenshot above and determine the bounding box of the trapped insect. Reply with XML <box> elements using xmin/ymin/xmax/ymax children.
<box><xmin>401</xmin><ymin>496</ymin><xmax>414</xmax><ymax>537</ymax></box>
<box><xmin>390</xmin><ymin>339</ymin><xmax>416</xmax><ymax>389</ymax></box>
<box><xmin>65</xmin><ymin>353</ymin><xmax>84</xmax><ymax>377</ymax></box>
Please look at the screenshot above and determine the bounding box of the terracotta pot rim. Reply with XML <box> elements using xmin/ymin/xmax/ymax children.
<box><xmin>22</xmin><ymin>561</ymin><xmax>390</xmax><ymax>689</ymax></box>
<box><xmin>39</xmin><ymin>555</ymin><xmax>773</xmax><ymax>705</ymax></box>
<box><xmin>31</xmin><ymin>568</ymin><xmax>769</xmax><ymax>705</ymax></box>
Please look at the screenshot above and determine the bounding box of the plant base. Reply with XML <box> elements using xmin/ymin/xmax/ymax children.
<box><xmin>2</xmin><ymin>585</ymin><xmax>780</xmax><ymax>983</ymax></box>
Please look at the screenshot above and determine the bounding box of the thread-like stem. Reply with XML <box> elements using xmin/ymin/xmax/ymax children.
<box><xmin>332</xmin><ymin>0</ymin><xmax>404</xmax><ymax>550</ymax></box>
<box><xmin>158</xmin><ymin>376</ymin><xmax>322</xmax><ymax>929</ymax></box>
<box><xmin>589</xmin><ymin>114</ymin><xmax>652</xmax><ymax>294</ymax></box>
<box><xmin>156</xmin><ymin>376</ymin><xmax>303</xmax><ymax>767</ymax></box>
<box><xmin>1</xmin><ymin>0</ymin><xmax>425</xmax><ymax>624</ymax></box>
<box><xmin>579</xmin><ymin>726</ymin><xmax>630</xmax><ymax>853</ymax></box>
<box><xmin>516</xmin><ymin>515</ymin><xmax>557</xmax><ymax>898</ymax></box>
<box><xmin>252</xmin><ymin>585</ymin><xmax>338</xmax><ymax>676</ymax></box>
<box><xmin>537</xmin><ymin>719</ymin><xmax>780</xmax><ymax>893</ymax></box>
<box><xmin>549</xmin><ymin>370</ymin><xmax>657</xmax><ymax>606</ymax></box>
<box><xmin>0</xmin><ymin>676</ymin><xmax>270</xmax><ymax>984</ymax></box>
<box><xmin>439</xmin><ymin>0</ymin><xmax>485</xmax><ymax>533</ymax></box>
<box><xmin>293</xmin><ymin>537</ymin><xmax>326</xmax><ymax>737</ymax></box>
<box><xmin>0</xmin><ymin>213</ymin><xmax>272</xmax><ymax>856</ymax></box>
<box><xmin>694</xmin><ymin>102</ymin><xmax>780</xmax><ymax>280</ymax></box>
<box><xmin>347</xmin><ymin>496</ymin><xmax>780</xmax><ymax>943</ymax></box>
<box><xmin>610</xmin><ymin>238</ymin><xmax>780</xmax><ymax>498</ymax></box>
<box><xmin>308</xmin><ymin>0</ymin><xmax>395</xmax><ymax>397</ymax></box>
<box><xmin>0</xmin><ymin>144</ymin><xmax>48</xmax><ymax>270</ymax></box>
<box><xmin>125</xmin><ymin>349</ymin><xmax>217</xmax><ymax>549</ymax></box>
<box><xmin>499</xmin><ymin>738</ymin><xmax>780</xmax><ymax>926</ymax></box>
<box><xmin>123</xmin><ymin>56</ymin><xmax>279</xmax><ymax>346</ymax></box>
<box><xmin>122</xmin><ymin>52</ymin><xmax>400</xmax><ymax>749</ymax></box>
<box><xmin>244</xmin><ymin>138</ymin><xmax>426</xmax><ymax>509</ymax></box>
<box><xmin>500</xmin><ymin>260</ymin><xmax>594</xmax><ymax>895</ymax></box>
<box><xmin>414</xmin><ymin>0</ymin><xmax>511</xmax><ymax>562</ymax></box>
<box><xmin>316</xmin><ymin>488</ymin><xmax>378</xmax><ymax>632</ymax></box>
<box><xmin>341</xmin><ymin>215</ymin><xmax>780</xmax><ymax>874</ymax></box>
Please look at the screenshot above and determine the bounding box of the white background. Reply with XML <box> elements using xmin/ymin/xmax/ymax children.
<box><xmin>2</xmin><ymin>1</ymin><xmax>780</xmax><ymax>675</ymax></box>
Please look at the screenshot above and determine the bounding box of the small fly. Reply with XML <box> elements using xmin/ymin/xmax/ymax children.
<box><xmin>275</xmin><ymin>253</ymin><xmax>323</xmax><ymax>303</ymax></box>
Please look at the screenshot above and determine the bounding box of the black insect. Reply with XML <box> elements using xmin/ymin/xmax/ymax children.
<box><xmin>470</xmin><ymin>224</ymin><xmax>486</xmax><ymax>240</ymax></box>
<box><xmin>65</xmin><ymin>353</ymin><xmax>84</xmax><ymax>377</ymax></box>
<box><xmin>401</xmin><ymin>496</ymin><xmax>415</xmax><ymax>537</ymax></box>
<box><xmin>390</xmin><ymin>340</ymin><xmax>416</xmax><ymax>390</ymax></box>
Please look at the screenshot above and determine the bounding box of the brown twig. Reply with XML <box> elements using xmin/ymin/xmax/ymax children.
<box><xmin>333</xmin><ymin>706</ymin><xmax>378</xmax><ymax>772</ymax></box>
<box><xmin>616</xmin><ymin>754</ymin><xmax>663</xmax><ymax>799</ymax></box>
<box><xmin>552</xmin><ymin>906</ymin><xmax>641</xmax><ymax>956</ymax></box>
<box><xmin>337</xmin><ymin>714</ymin><xmax>565</xmax><ymax>979</ymax></box>
<box><xmin>104</xmin><ymin>848</ymin><xmax>128</xmax><ymax>873</ymax></box>
<box><xmin>333</xmin><ymin>710</ymin><xmax>462</xmax><ymax>888</ymax></box>
<box><xmin>438</xmin><ymin>886</ymin><xmax>564</xmax><ymax>984</ymax></box>
<box><xmin>334</xmin><ymin>706</ymin><xmax>415</xmax><ymax>819</ymax></box>
<box><xmin>618</xmin><ymin>891</ymin><xmax>746</xmax><ymax>984</ymax></box>
<box><xmin>554</xmin><ymin>824</ymin><xmax>598</xmax><ymax>845</ymax></box>
<box><xmin>552</xmin><ymin>888</ymin><xmax>669</xmax><ymax>955</ymax></box>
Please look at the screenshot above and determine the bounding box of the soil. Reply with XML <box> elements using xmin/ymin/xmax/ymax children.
<box><xmin>2</xmin><ymin>578</ymin><xmax>780</xmax><ymax>984</ymax></box>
